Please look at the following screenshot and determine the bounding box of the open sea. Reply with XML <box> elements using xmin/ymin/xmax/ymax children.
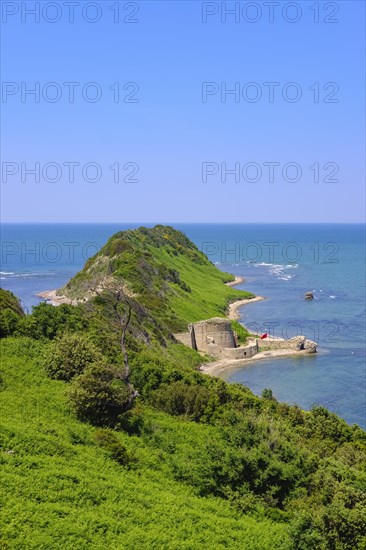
<box><xmin>1</xmin><ymin>223</ymin><xmax>365</xmax><ymax>429</ymax></box>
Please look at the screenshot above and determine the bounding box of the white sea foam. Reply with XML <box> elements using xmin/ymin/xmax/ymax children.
<box><xmin>279</xmin><ymin>274</ymin><xmax>294</xmax><ymax>281</ymax></box>
<box><xmin>0</xmin><ymin>271</ymin><xmax>58</xmax><ymax>279</ymax></box>
<box><xmin>254</xmin><ymin>262</ymin><xmax>297</xmax><ymax>280</ymax></box>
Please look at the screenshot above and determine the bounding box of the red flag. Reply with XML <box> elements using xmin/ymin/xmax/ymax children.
<box><xmin>260</xmin><ymin>333</ymin><xmax>268</xmax><ymax>339</ymax></box>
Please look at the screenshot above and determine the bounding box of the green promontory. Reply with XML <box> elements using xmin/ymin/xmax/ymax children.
<box><xmin>61</xmin><ymin>224</ymin><xmax>254</xmax><ymax>333</ymax></box>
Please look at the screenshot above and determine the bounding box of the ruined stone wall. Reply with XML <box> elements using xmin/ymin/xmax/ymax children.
<box><xmin>257</xmin><ymin>339</ymin><xmax>288</xmax><ymax>350</ymax></box>
<box><xmin>221</xmin><ymin>342</ymin><xmax>258</xmax><ymax>359</ymax></box>
<box><xmin>174</xmin><ymin>331</ymin><xmax>194</xmax><ymax>348</ymax></box>
<box><xmin>206</xmin><ymin>338</ymin><xmax>258</xmax><ymax>360</ymax></box>
<box><xmin>258</xmin><ymin>336</ymin><xmax>317</xmax><ymax>353</ymax></box>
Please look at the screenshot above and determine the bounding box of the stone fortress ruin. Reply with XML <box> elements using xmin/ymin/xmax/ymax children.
<box><xmin>175</xmin><ymin>318</ymin><xmax>258</xmax><ymax>360</ymax></box>
<box><xmin>174</xmin><ymin>317</ymin><xmax>317</xmax><ymax>360</ymax></box>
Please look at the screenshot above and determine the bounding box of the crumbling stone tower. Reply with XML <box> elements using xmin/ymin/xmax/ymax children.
<box><xmin>192</xmin><ymin>318</ymin><xmax>236</xmax><ymax>352</ymax></box>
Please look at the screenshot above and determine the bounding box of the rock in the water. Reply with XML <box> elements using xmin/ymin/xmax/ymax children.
<box><xmin>304</xmin><ymin>339</ymin><xmax>317</xmax><ymax>353</ymax></box>
<box><xmin>288</xmin><ymin>336</ymin><xmax>306</xmax><ymax>351</ymax></box>
<box><xmin>287</xmin><ymin>335</ymin><xmax>317</xmax><ymax>353</ymax></box>
<box><xmin>305</xmin><ymin>292</ymin><xmax>314</xmax><ymax>300</ymax></box>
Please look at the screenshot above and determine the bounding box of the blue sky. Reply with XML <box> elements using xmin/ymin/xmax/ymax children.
<box><xmin>1</xmin><ymin>0</ymin><xmax>365</xmax><ymax>223</ymax></box>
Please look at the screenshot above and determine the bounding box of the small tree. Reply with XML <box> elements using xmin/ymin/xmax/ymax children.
<box><xmin>93</xmin><ymin>429</ymin><xmax>134</xmax><ymax>466</ymax></box>
<box><xmin>69</xmin><ymin>364</ymin><xmax>130</xmax><ymax>426</ymax></box>
<box><xmin>86</xmin><ymin>280</ymin><xmax>138</xmax><ymax>410</ymax></box>
<box><xmin>262</xmin><ymin>388</ymin><xmax>276</xmax><ymax>401</ymax></box>
<box><xmin>42</xmin><ymin>333</ymin><xmax>102</xmax><ymax>381</ymax></box>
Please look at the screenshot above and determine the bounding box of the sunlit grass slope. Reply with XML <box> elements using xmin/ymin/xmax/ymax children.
<box><xmin>0</xmin><ymin>338</ymin><xmax>289</xmax><ymax>549</ymax></box>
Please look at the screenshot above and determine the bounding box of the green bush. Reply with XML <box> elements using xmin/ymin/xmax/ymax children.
<box><xmin>16</xmin><ymin>302</ymin><xmax>86</xmax><ymax>340</ymax></box>
<box><xmin>262</xmin><ymin>388</ymin><xmax>277</xmax><ymax>401</ymax></box>
<box><xmin>68</xmin><ymin>364</ymin><xmax>130</xmax><ymax>426</ymax></box>
<box><xmin>0</xmin><ymin>288</ymin><xmax>24</xmax><ymax>338</ymax></box>
<box><xmin>42</xmin><ymin>333</ymin><xmax>103</xmax><ymax>381</ymax></box>
<box><xmin>0</xmin><ymin>309</ymin><xmax>21</xmax><ymax>338</ymax></box>
<box><xmin>151</xmin><ymin>381</ymin><xmax>212</xmax><ymax>421</ymax></box>
<box><xmin>93</xmin><ymin>429</ymin><xmax>135</xmax><ymax>466</ymax></box>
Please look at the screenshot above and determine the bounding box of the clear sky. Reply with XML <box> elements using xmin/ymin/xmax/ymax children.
<box><xmin>1</xmin><ymin>0</ymin><xmax>365</xmax><ymax>223</ymax></box>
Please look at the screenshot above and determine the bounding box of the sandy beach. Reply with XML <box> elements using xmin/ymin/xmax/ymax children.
<box><xmin>228</xmin><ymin>295</ymin><xmax>265</xmax><ymax>320</ymax></box>
<box><xmin>225</xmin><ymin>275</ymin><xmax>245</xmax><ymax>287</ymax></box>
<box><xmin>200</xmin><ymin>348</ymin><xmax>312</xmax><ymax>377</ymax></box>
<box><xmin>225</xmin><ymin>274</ymin><xmax>266</xmax><ymax>321</ymax></box>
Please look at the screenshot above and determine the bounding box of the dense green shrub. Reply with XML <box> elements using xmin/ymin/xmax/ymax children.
<box><xmin>0</xmin><ymin>288</ymin><xmax>24</xmax><ymax>316</ymax></box>
<box><xmin>0</xmin><ymin>309</ymin><xmax>21</xmax><ymax>338</ymax></box>
<box><xmin>262</xmin><ymin>388</ymin><xmax>276</xmax><ymax>401</ymax></box>
<box><xmin>305</xmin><ymin>406</ymin><xmax>353</xmax><ymax>445</ymax></box>
<box><xmin>42</xmin><ymin>333</ymin><xmax>103</xmax><ymax>381</ymax></box>
<box><xmin>16</xmin><ymin>302</ymin><xmax>87</xmax><ymax>340</ymax></box>
<box><xmin>93</xmin><ymin>429</ymin><xmax>135</xmax><ymax>466</ymax></box>
<box><xmin>289</xmin><ymin>486</ymin><xmax>366</xmax><ymax>550</ymax></box>
<box><xmin>150</xmin><ymin>381</ymin><xmax>213</xmax><ymax>421</ymax></box>
<box><xmin>0</xmin><ymin>288</ymin><xmax>24</xmax><ymax>337</ymax></box>
<box><xmin>68</xmin><ymin>364</ymin><xmax>130</xmax><ymax>426</ymax></box>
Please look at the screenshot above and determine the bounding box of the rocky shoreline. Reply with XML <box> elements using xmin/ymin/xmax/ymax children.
<box><xmin>36</xmin><ymin>289</ymin><xmax>76</xmax><ymax>306</ymax></box>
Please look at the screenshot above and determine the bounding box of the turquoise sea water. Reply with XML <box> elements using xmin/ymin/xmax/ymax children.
<box><xmin>1</xmin><ymin>223</ymin><xmax>365</xmax><ymax>428</ymax></box>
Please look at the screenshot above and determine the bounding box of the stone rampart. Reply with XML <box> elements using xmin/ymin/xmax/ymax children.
<box><xmin>258</xmin><ymin>335</ymin><xmax>317</xmax><ymax>353</ymax></box>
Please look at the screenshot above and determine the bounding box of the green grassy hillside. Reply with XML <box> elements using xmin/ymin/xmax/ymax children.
<box><xmin>1</xmin><ymin>226</ymin><xmax>365</xmax><ymax>549</ymax></box>
<box><xmin>1</xmin><ymin>338</ymin><xmax>289</xmax><ymax>549</ymax></box>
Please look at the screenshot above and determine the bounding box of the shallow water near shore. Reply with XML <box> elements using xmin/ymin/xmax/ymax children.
<box><xmin>1</xmin><ymin>223</ymin><xmax>365</xmax><ymax>428</ymax></box>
